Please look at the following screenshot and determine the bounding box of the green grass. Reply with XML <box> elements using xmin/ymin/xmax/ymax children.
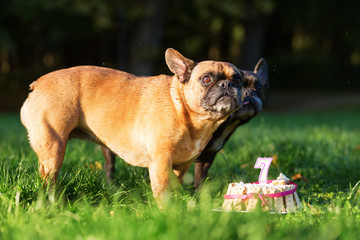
<box><xmin>1</xmin><ymin>108</ymin><xmax>360</xmax><ymax>239</ymax></box>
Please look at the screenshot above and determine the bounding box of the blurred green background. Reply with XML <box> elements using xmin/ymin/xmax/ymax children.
<box><xmin>0</xmin><ymin>0</ymin><xmax>359</xmax><ymax>111</ymax></box>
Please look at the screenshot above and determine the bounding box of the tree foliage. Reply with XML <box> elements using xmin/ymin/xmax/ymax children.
<box><xmin>0</xmin><ymin>0</ymin><xmax>359</xmax><ymax>97</ymax></box>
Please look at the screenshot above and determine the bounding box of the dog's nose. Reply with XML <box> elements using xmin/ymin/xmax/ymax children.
<box><xmin>218</xmin><ymin>80</ymin><xmax>233</xmax><ymax>89</ymax></box>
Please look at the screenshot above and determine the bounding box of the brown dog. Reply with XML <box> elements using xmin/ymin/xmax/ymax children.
<box><xmin>100</xmin><ymin>59</ymin><xmax>269</xmax><ymax>188</ymax></box>
<box><xmin>20</xmin><ymin>48</ymin><xmax>243</xmax><ymax>201</ymax></box>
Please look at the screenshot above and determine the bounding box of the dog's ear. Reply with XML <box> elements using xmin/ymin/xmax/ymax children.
<box><xmin>254</xmin><ymin>58</ymin><xmax>269</xmax><ymax>88</ymax></box>
<box><xmin>165</xmin><ymin>48</ymin><xmax>196</xmax><ymax>83</ymax></box>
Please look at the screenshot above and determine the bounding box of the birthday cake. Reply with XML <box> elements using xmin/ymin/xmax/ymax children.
<box><xmin>222</xmin><ymin>173</ymin><xmax>302</xmax><ymax>213</ymax></box>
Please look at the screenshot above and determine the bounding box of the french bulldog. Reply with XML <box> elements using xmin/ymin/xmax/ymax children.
<box><xmin>101</xmin><ymin>59</ymin><xmax>269</xmax><ymax>188</ymax></box>
<box><xmin>193</xmin><ymin>58</ymin><xmax>269</xmax><ymax>188</ymax></box>
<box><xmin>20</xmin><ymin>48</ymin><xmax>243</xmax><ymax>202</ymax></box>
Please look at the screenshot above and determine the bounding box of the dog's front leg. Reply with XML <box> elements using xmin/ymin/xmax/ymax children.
<box><xmin>194</xmin><ymin>161</ymin><xmax>205</xmax><ymax>189</ymax></box>
<box><xmin>148</xmin><ymin>157</ymin><xmax>172</xmax><ymax>205</ymax></box>
<box><xmin>194</xmin><ymin>152</ymin><xmax>217</xmax><ymax>189</ymax></box>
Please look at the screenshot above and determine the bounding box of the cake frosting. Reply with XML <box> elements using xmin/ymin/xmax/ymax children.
<box><xmin>222</xmin><ymin>173</ymin><xmax>302</xmax><ymax>212</ymax></box>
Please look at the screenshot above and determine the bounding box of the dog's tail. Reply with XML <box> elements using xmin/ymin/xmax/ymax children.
<box><xmin>29</xmin><ymin>73</ymin><xmax>50</xmax><ymax>91</ymax></box>
<box><xmin>21</xmin><ymin>81</ymin><xmax>39</xmax><ymax>127</ymax></box>
<box><xmin>20</xmin><ymin>94</ymin><xmax>32</xmax><ymax>130</ymax></box>
<box><xmin>29</xmin><ymin>81</ymin><xmax>37</xmax><ymax>91</ymax></box>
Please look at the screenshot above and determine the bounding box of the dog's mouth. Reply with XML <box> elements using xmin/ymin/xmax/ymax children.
<box><xmin>242</xmin><ymin>96</ymin><xmax>253</xmax><ymax>107</ymax></box>
<box><xmin>216</xmin><ymin>94</ymin><xmax>236</xmax><ymax>103</ymax></box>
<box><xmin>209</xmin><ymin>94</ymin><xmax>240</xmax><ymax>115</ymax></box>
<box><xmin>201</xmin><ymin>85</ymin><xmax>243</xmax><ymax>116</ymax></box>
<box><xmin>236</xmin><ymin>95</ymin><xmax>263</xmax><ymax>119</ymax></box>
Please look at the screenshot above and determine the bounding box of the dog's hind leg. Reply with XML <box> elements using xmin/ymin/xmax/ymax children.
<box><xmin>28</xmin><ymin>118</ymin><xmax>70</xmax><ymax>183</ymax></box>
<box><xmin>21</xmin><ymin>99</ymin><xmax>76</xmax><ymax>183</ymax></box>
<box><xmin>101</xmin><ymin>146</ymin><xmax>116</xmax><ymax>182</ymax></box>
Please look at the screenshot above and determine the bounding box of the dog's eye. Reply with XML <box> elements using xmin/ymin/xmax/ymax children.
<box><xmin>232</xmin><ymin>74</ymin><xmax>242</xmax><ymax>84</ymax></box>
<box><xmin>243</xmin><ymin>81</ymin><xmax>249</xmax><ymax>88</ymax></box>
<box><xmin>202</xmin><ymin>75</ymin><xmax>212</xmax><ymax>85</ymax></box>
<box><xmin>255</xmin><ymin>82</ymin><xmax>263</xmax><ymax>90</ymax></box>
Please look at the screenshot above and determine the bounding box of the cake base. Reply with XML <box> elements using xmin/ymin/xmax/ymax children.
<box><xmin>212</xmin><ymin>207</ymin><xmax>295</xmax><ymax>214</ymax></box>
<box><xmin>222</xmin><ymin>174</ymin><xmax>302</xmax><ymax>213</ymax></box>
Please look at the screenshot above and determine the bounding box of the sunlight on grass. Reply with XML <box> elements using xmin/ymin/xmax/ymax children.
<box><xmin>0</xmin><ymin>109</ymin><xmax>360</xmax><ymax>239</ymax></box>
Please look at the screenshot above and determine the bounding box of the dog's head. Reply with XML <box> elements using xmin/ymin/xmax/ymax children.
<box><xmin>165</xmin><ymin>48</ymin><xmax>243</xmax><ymax>119</ymax></box>
<box><xmin>234</xmin><ymin>58</ymin><xmax>269</xmax><ymax>120</ymax></box>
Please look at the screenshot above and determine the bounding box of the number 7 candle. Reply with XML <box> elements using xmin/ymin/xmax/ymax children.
<box><xmin>254</xmin><ymin>157</ymin><xmax>273</xmax><ymax>184</ymax></box>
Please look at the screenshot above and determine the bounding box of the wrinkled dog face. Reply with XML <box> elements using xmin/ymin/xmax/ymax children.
<box><xmin>240</xmin><ymin>71</ymin><xmax>264</xmax><ymax>116</ymax></box>
<box><xmin>235</xmin><ymin>58</ymin><xmax>269</xmax><ymax>120</ymax></box>
<box><xmin>186</xmin><ymin>61</ymin><xmax>243</xmax><ymax>116</ymax></box>
<box><xmin>165</xmin><ymin>49</ymin><xmax>243</xmax><ymax>119</ymax></box>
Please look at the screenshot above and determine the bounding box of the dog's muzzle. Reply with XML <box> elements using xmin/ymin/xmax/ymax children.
<box><xmin>201</xmin><ymin>80</ymin><xmax>243</xmax><ymax>115</ymax></box>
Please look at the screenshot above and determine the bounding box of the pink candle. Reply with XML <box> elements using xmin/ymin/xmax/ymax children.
<box><xmin>254</xmin><ymin>157</ymin><xmax>273</xmax><ymax>184</ymax></box>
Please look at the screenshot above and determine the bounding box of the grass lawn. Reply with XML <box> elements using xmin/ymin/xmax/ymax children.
<box><xmin>0</xmin><ymin>108</ymin><xmax>360</xmax><ymax>239</ymax></box>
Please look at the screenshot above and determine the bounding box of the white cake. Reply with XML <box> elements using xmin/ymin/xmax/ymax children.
<box><xmin>222</xmin><ymin>173</ymin><xmax>302</xmax><ymax>213</ymax></box>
